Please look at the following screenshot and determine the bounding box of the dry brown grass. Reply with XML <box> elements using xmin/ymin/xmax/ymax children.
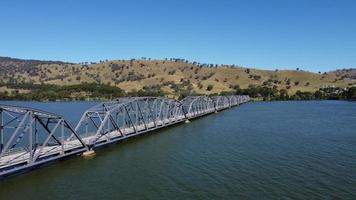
<box><xmin>4</xmin><ymin>59</ymin><xmax>355</xmax><ymax>96</ymax></box>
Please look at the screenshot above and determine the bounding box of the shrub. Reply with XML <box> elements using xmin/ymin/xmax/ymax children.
<box><xmin>207</xmin><ymin>84</ymin><xmax>214</xmax><ymax>91</ymax></box>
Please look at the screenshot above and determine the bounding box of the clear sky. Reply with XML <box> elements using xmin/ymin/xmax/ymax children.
<box><xmin>0</xmin><ymin>0</ymin><xmax>355</xmax><ymax>72</ymax></box>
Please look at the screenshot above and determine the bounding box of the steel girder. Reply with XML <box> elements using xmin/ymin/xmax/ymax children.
<box><xmin>0</xmin><ymin>105</ymin><xmax>86</xmax><ymax>176</ymax></box>
<box><xmin>180</xmin><ymin>96</ymin><xmax>216</xmax><ymax>117</ymax></box>
<box><xmin>74</xmin><ymin>97</ymin><xmax>186</xmax><ymax>147</ymax></box>
<box><xmin>238</xmin><ymin>95</ymin><xmax>250</xmax><ymax>104</ymax></box>
<box><xmin>229</xmin><ymin>95</ymin><xmax>250</xmax><ymax>106</ymax></box>
<box><xmin>211</xmin><ymin>96</ymin><xmax>231</xmax><ymax>110</ymax></box>
<box><xmin>226</xmin><ymin>95</ymin><xmax>245</xmax><ymax>106</ymax></box>
<box><xmin>0</xmin><ymin>95</ymin><xmax>250</xmax><ymax>177</ymax></box>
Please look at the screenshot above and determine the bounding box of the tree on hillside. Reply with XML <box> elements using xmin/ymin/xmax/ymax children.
<box><xmin>207</xmin><ymin>84</ymin><xmax>214</xmax><ymax>91</ymax></box>
<box><xmin>197</xmin><ymin>82</ymin><xmax>203</xmax><ymax>89</ymax></box>
<box><xmin>279</xmin><ymin>89</ymin><xmax>289</xmax><ymax>100</ymax></box>
<box><xmin>345</xmin><ymin>87</ymin><xmax>356</xmax><ymax>100</ymax></box>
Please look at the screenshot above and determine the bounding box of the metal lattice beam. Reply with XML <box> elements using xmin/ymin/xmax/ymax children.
<box><xmin>0</xmin><ymin>105</ymin><xmax>87</xmax><ymax>177</ymax></box>
<box><xmin>0</xmin><ymin>95</ymin><xmax>250</xmax><ymax>177</ymax></box>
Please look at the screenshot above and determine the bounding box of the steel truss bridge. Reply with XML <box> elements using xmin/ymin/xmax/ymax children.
<box><xmin>0</xmin><ymin>95</ymin><xmax>249</xmax><ymax>177</ymax></box>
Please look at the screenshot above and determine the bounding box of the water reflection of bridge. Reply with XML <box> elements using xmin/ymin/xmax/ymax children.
<box><xmin>0</xmin><ymin>95</ymin><xmax>249</xmax><ymax>177</ymax></box>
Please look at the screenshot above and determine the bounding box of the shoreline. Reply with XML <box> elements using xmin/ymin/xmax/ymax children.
<box><xmin>0</xmin><ymin>98</ymin><xmax>354</xmax><ymax>103</ymax></box>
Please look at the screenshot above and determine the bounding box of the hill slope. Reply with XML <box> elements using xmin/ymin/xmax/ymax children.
<box><xmin>0</xmin><ymin>57</ymin><xmax>355</xmax><ymax>98</ymax></box>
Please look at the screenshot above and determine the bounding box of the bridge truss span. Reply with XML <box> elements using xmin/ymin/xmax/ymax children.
<box><xmin>0</xmin><ymin>95</ymin><xmax>249</xmax><ymax>178</ymax></box>
<box><xmin>0</xmin><ymin>105</ymin><xmax>86</xmax><ymax>177</ymax></box>
<box><xmin>181</xmin><ymin>96</ymin><xmax>215</xmax><ymax>118</ymax></box>
<box><xmin>74</xmin><ymin>97</ymin><xmax>187</xmax><ymax>147</ymax></box>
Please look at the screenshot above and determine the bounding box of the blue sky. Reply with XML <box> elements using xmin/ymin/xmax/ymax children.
<box><xmin>0</xmin><ymin>0</ymin><xmax>355</xmax><ymax>72</ymax></box>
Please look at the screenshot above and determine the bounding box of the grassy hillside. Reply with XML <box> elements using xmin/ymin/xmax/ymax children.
<box><xmin>0</xmin><ymin>57</ymin><xmax>355</xmax><ymax>99</ymax></box>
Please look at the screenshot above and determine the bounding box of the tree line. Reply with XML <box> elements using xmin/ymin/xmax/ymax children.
<box><xmin>0</xmin><ymin>83</ymin><xmax>126</xmax><ymax>101</ymax></box>
<box><xmin>232</xmin><ymin>85</ymin><xmax>356</xmax><ymax>101</ymax></box>
<box><xmin>0</xmin><ymin>83</ymin><xmax>355</xmax><ymax>101</ymax></box>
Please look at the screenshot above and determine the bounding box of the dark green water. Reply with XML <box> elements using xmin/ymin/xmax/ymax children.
<box><xmin>0</xmin><ymin>101</ymin><xmax>355</xmax><ymax>199</ymax></box>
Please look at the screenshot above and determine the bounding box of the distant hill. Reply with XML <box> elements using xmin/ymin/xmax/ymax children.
<box><xmin>0</xmin><ymin>56</ymin><xmax>355</xmax><ymax>98</ymax></box>
<box><xmin>329</xmin><ymin>68</ymin><xmax>356</xmax><ymax>80</ymax></box>
<box><xmin>0</xmin><ymin>56</ymin><xmax>71</xmax><ymax>71</ymax></box>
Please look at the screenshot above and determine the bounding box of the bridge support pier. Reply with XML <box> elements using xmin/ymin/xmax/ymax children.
<box><xmin>82</xmin><ymin>149</ymin><xmax>96</xmax><ymax>157</ymax></box>
<box><xmin>185</xmin><ymin>119</ymin><xmax>191</xmax><ymax>123</ymax></box>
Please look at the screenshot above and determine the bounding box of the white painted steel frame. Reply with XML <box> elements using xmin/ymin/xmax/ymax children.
<box><xmin>0</xmin><ymin>95</ymin><xmax>249</xmax><ymax>177</ymax></box>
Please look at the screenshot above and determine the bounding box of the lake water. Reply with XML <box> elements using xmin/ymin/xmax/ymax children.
<box><xmin>0</xmin><ymin>101</ymin><xmax>355</xmax><ymax>199</ymax></box>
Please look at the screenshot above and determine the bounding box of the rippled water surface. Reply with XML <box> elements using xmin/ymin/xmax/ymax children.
<box><xmin>0</xmin><ymin>101</ymin><xmax>355</xmax><ymax>199</ymax></box>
